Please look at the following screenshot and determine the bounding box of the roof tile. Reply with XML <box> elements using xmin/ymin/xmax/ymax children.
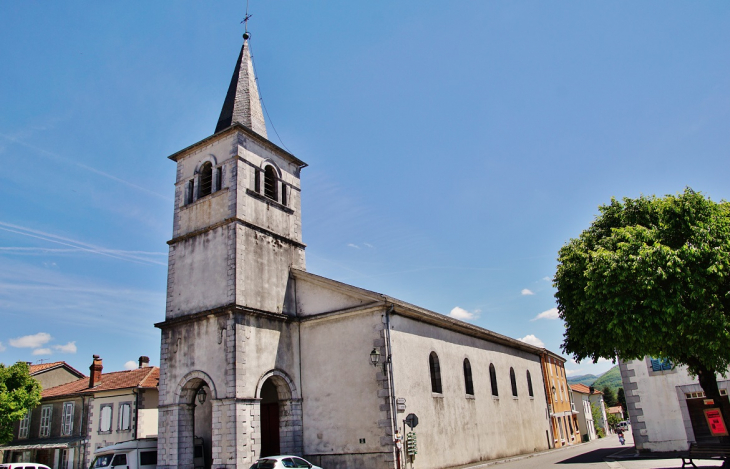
<box><xmin>42</xmin><ymin>367</ymin><xmax>159</xmax><ymax>399</ymax></box>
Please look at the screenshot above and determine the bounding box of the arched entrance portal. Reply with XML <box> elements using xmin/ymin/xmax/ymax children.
<box><xmin>194</xmin><ymin>384</ymin><xmax>213</xmax><ymax>468</ymax></box>
<box><xmin>175</xmin><ymin>372</ymin><xmax>217</xmax><ymax>469</ymax></box>
<box><xmin>257</xmin><ymin>371</ymin><xmax>303</xmax><ymax>458</ymax></box>
<box><xmin>260</xmin><ymin>379</ymin><xmax>280</xmax><ymax>457</ymax></box>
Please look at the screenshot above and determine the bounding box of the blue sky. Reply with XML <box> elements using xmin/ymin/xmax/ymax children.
<box><xmin>1</xmin><ymin>2</ymin><xmax>729</xmax><ymax>379</ymax></box>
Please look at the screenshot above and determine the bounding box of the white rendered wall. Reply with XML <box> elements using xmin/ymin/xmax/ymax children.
<box><xmin>299</xmin><ymin>309</ymin><xmax>392</xmax><ymax>469</ymax></box>
<box><xmin>389</xmin><ymin>314</ymin><xmax>550</xmax><ymax>469</ymax></box>
<box><xmin>620</xmin><ymin>358</ymin><xmax>697</xmax><ymax>451</ymax></box>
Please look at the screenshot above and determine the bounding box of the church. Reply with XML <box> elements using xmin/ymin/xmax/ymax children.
<box><xmin>155</xmin><ymin>32</ymin><xmax>553</xmax><ymax>469</ymax></box>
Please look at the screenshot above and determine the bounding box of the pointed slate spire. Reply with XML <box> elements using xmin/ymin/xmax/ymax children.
<box><xmin>215</xmin><ymin>34</ymin><xmax>267</xmax><ymax>138</ymax></box>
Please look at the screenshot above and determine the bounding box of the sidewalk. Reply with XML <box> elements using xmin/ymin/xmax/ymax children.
<box><xmin>449</xmin><ymin>438</ymin><xmax>605</xmax><ymax>469</ymax></box>
<box><xmin>606</xmin><ymin>446</ymin><xmax>690</xmax><ymax>462</ymax></box>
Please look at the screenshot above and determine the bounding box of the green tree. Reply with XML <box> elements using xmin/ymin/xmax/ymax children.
<box><xmin>0</xmin><ymin>362</ymin><xmax>42</xmax><ymax>444</ymax></box>
<box><xmin>591</xmin><ymin>403</ymin><xmax>605</xmax><ymax>438</ymax></box>
<box><xmin>602</xmin><ymin>385</ymin><xmax>617</xmax><ymax>407</ymax></box>
<box><xmin>555</xmin><ymin>189</ymin><xmax>730</xmax><ymax>436</ymax></box>
<box><xmin>617</xmin><ymin>388</ymin><xmax>628</xmax><ymax>417</ymax></box>
<box><xmin>607</xmin><ymin>412</ymin><xmax>621</xmax><ymax>431</ymax></box>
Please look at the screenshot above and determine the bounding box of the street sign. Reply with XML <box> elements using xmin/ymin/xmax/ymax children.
<box><xmin>396</xmin><ymin>403</ymin><xmax>406</xmax><ymax>413</ymax></box>
<box><xmin>405</xmin><ymin>413</ymin><xmax>418</xmax><ymax>429</ymax></box>
<box><xmin>406</xmin><ymin>432</ymin><xmax>418</xmax><ymax>456</ymax></box>
<box><xmin>396</xmin><ymin>397</ymin><xmax>406</xmax><ymax>405</ymax></box>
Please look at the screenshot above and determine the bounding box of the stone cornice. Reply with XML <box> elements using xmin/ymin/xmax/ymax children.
<box><xmin>155</xmin><ymin>303</ymin><xmax>295</xmax><ymax>330</ymax></box>
<box><xmin>167</xmin><ymin>124</ymin><xmax>307</xmax><ymax>168</ymax></box>
<box><xmin>167</xmin><ymin>217</ymin><xmax>306</xmax><ymax>249</ymax></box>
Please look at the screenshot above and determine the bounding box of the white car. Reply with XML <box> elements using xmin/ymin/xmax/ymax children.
<box><xmin>248</xmin><ymin>456</ymin><xmax>322</xmax><ymax>469</ymax></box>
<box><xmin>0</xmin><ymin>464</ymin><xmax>51</xmax><ymax>469</ymax></box>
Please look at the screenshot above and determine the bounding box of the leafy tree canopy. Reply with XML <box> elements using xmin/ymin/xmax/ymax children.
<box><xmin>0</xmin><ymin>362</ymin><xmax>42</xmax><ymax>444</ymax></box>
<box><xmin>607</xmin><ymin>412</ymin><xmax>621</xmax><ymax>430</ymax></box>
<box><xmin>555</xmin><ymin>188</ymin><xmax>730</xmax><ymax>378</ymax></box>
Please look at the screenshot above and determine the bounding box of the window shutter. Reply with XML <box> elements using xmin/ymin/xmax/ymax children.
<box><xmin>651</xmin><ymin>358</ymin><xmax>662</xmax><ymax>371</ymax></box>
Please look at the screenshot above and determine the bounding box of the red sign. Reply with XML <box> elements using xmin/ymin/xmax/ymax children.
<box><xmin>704</xmin><ymin>408</ymin><xmax>729</xmax><ymax>437</ymax></box>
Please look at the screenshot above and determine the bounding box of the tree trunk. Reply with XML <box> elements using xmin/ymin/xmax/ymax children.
<box><xmin>694</xmin><ymin>362</ymin><xmax>730</xmax><ymax>466</ymax></box>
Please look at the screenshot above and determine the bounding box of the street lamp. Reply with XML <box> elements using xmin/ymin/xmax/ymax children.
<box><xmin>197</xmin><ymin>387</ymin><xmax>207</xmax><ymax>405</ymax></box>
<box><xmin>370</xmin><ymin>348</ymin><xmax>381</xmax><ymax>367</ymax></box>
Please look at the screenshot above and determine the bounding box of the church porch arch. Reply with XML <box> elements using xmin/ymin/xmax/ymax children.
<box><xmin>255</xmin><ymin>370</ymin><xmax>303</xmax><ymax>458</ymax></box>
<box><xmin>173</xmin><ymin>371</ymin><xmax>218</xmax><ymax>469</ymax></box>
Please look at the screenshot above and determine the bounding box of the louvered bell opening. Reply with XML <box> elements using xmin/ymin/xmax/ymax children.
<box><xmin>264</xmin><ymin>166</ymin><xmax>277</xmax><ymax>201</ymax></box>
<box><xmin>199</xmin><ymin>163</ymin><xmax>213</xmax><ymax>197</ymax></box>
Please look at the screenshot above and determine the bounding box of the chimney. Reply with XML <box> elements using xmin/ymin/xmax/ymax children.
<box><xmin>138</xmin><ymin>356</ymin><xmax>150</xmax><ymax>368</ymax></box>
<box><xmin>89</xmin><ymin>355</ymin><xmax>103</xmax><ymax>388</ymax></box>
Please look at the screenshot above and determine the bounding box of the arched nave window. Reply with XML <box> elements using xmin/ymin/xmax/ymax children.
<box><xmin>489</xmin><ymin>363</ymin><xmax>498</xmax><ymax>397</ymax></box>
<box><xmin>429</xmin><ymin>352</ymin><xmax>442</xmax><ymax>394</ymax></box>
<box><xmin>463</xmin><ymin>358</ymin><xmax>474</xmax><ymax>396</ymax></box>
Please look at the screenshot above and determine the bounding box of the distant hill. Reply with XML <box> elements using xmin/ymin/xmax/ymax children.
<box><xmin>567</xmin><ymin>365</ymin><xmax>624</xmax><ymax>396</ymax></box>
<box><xmin>593</xmin><ymin>365</ymin><xmax>622</xmax><ymax>393</ymax></box>
<box><xmin>567</xmin><ymin>374</ymin><xmax>599</xmax><ymax>387</ymax></box>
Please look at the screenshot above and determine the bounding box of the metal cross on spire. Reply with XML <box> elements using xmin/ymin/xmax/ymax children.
<box><xmin>241</xmin><ymin>0</ymin><xmax>252</xmax><ymax>38</ymax></box>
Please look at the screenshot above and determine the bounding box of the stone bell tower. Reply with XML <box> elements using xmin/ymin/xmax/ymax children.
<box><xmin>156</xmin><ymin>32</ymin><xmax>307</xmax><ymax>468</ymax></box>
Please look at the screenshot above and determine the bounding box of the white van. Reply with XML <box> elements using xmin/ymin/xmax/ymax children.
<box><xmin>89</xmin><ymin>438</ymin><xmax>205</xmax><ymax>469</ymax></box>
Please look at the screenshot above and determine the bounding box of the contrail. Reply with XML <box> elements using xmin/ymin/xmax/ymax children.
<box><xmin>0</xmin><ymin>221</ymin><xmax>166</xmax><ymax>266</ymax></box>
<box><xmin>0</xmin><ymin>133</ymin><xmax>172</xmax><ymax>202</ymax></box>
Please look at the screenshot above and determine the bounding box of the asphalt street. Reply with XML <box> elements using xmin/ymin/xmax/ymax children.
<box><xmin>447</xmin><ymin>430</ymin><xmax>724</xmax><ymax>469</ymax></box>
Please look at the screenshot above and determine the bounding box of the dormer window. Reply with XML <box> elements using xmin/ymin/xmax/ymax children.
<box><xmin>199</xmin><ymin>162</ymin><xmax>213</xmax><ymax>198</ymax></box>
<box><xmin>264</xmin><ymin>166</ymin><xmax>278</xmax><ymax>201</ymax></box>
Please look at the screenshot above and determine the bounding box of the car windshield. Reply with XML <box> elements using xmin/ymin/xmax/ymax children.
<box><xmin>91</xmin><ymin>455</ymin><xmax>113</xmax><ymax>468</ymax></box>
<box><xmin>248</xmin><ymin>460</ymin><xmax>277</xmax><ymax>469</ymax></box>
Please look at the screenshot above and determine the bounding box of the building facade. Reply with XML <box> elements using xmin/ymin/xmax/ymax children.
<box><xmin>1</xmin><ymin>356</ymin><xmax>158</xmax><ymax>469</ymax></box>
<box><xmin>619</xmin><ymin>356</ymin><xmax>730</xmax><ymax>452</ymax></box>
<box><xmin>155</xmin><ymin>33</ymin><xmax>557</xmax><ymax>469</ymax></box>
<box><xmin>569</xmin><ymin>384</ymin><xmax>598</xmax><ymax>441</ymax></box>
<box><xmin>540</xmin><ymin>351</ymin><xmax>580</xmax><ymax>447</ymax></box>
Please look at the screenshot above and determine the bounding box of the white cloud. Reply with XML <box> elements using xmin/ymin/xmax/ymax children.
<box><xmin>53</xmin><ymin>342</ymin><xmax>77</xmax><ymax>354</ymax></box>
<box><xmin>449</xmin><ymin>306</ymin><xmax>477</xmax><ymax>321</ymax></box>
<box><xmin>124</xmin><ymin>361</ymin><xmax>138</xmax><ymax>371</ymax></box>
<box><xmin>521</xmin><ymin>289</ymin><xmax>534</xmax><ymax>296</ymax></box>
<box><xmin>9</xmin><ymin>332</ymin><xmax>52</xmax><ymax>348</ymax></box>
<box><xmin>32</xmin><ymin>348</ymin><xmax>52</xmax><ymax>356</ymax></box>
<box><xmin>565</xmin><ymin>368</ymin><xmax>583</xmax><ymax>376</ymax></box>
<box><xmin>543</xmin><ymin>276</ymin><xmax>552</xmax><ymax>282</ymax></box>
<box><xmin>347</xmin><ymin>243</ymin><xmax>360</xmax><ymax>249</ymax></box>
<box><xmin>0</xmin><ymin>341</ymin><xmax>6</xmax><ymax>352</ymax></box>
<box><xmin>364</xmin><ymin>243</ymin><xmax>374</xmax><ymax>248</ymax></box>
<box><xmin>518</xmin><ymin>334</ymin><xmax>545</xmax><ymax>348</ymax></box>
<box><xmin>531</xmin><ymin>307</ymin><xmax>560</xmax><ymax>321</ymax></box>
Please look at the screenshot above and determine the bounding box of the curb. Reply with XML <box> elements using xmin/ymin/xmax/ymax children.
<box><xmin>450</xmin><ymin>440</ymin><xmax>598</xmax><ymax>469</ymax></box>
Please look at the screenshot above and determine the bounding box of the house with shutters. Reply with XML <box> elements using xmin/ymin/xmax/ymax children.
<box><xmin>539</xmin><ymin>351</ymin><xmax>581</xmax><ymax>448</ymax></box>
<box><xmin>1</xmin><ymin>356</ymin><xmax>159</xmax><ymax>469</ymax></box>
<box><xmin>569</xmin><ymin>384</ymin><xmax>601</xmax><ymax>441</ymax></box>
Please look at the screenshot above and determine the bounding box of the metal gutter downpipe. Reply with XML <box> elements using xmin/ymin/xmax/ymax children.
<box><xmin>382</xmin><ymin>303</ymin><xmax>400</xmax><ymax>468</ymax></box>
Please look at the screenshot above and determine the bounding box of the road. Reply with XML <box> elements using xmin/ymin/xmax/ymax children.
<box><xmin>451</xmin><ymin>431</ymin><xmax>723</xmax><ymax>469</ymax></box>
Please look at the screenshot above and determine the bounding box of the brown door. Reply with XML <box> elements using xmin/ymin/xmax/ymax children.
<box><xmin>260</xmin><ymin>402</ymin><xmax>280</xmax><ymax>457</ymax></box>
